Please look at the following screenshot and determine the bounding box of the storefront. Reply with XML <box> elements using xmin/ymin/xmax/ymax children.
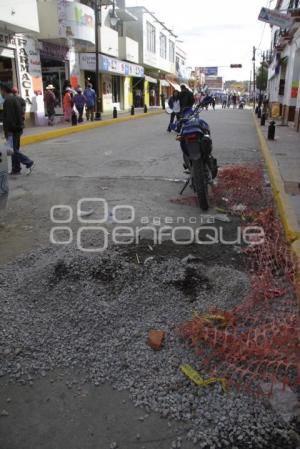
<box><xmin>160</xmin><ymin>79</ymin><xmax>171</xmax><ymax>104</ymax></box>
<box><xmin>145</xmin><ymin>75</ymin><xmax>159</xmax><ymax>107</ymax></box>
<box><xmin>79</xmin><ymin>53</ymin><xmax>144</xmax><ymax>112</ymax></box>
<box><xmin>38</xmin><ymin>41</ymin><xmax>70</xmax><ymax>114</ymax></box>
<box><xmin>132</xmin><ymin>77</ymin><xmax>144</xmax><ymax>108</ymax></box>
<box><xmin>0</xmin><ymin>31</ymin><xmax>18</xmax><ymax>122</ymax></box>
<box><xmin>0</xmin><ymin>31</ymin><xmax>44</xmax><ymax>125</ymax></box>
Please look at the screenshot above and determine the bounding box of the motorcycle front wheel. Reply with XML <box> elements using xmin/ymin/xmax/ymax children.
<box><xmin>192</xmin><ymin>159</ymin><xmax>209</xmax><ymax>211</ymax></box>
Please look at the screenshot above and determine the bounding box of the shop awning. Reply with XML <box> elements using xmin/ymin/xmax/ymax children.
<box><xmin>160</xmin><ymin>80</ymin><xmax>170</xmax><ymax>87</ymax></box>
<box><xmin>169</xmin><ymin>81</ymin><xmax>181</xmax><ymax>91</ymax></box>
<box><xmin>145</xmin><ymin>75</ymin><xmax>158</xmax><ymax>84</ymax></box>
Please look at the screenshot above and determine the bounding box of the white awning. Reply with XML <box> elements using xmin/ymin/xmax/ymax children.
<box><xmin>169</xmin><ymin>81</ymin><xmax>181</xmax><ymax>91</ymax></box>
<box><xmin>160</xmin><ymin>80</ymin><xmax>170</xmax><ymax>87</ymax></box>
<box><xmin>145</xmin><ymin>75</ymin><xmax>158</xmax><ymax>84</ymax></box>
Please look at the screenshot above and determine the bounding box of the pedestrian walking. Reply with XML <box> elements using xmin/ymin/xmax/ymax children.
<box><xmin>232</xmin><ymin>94</ymin><xmax>237</xmax><ymax>109</ymax></box>
<box><xmin>84</xmin><ymin>83</ymin><xmax>96</xmax><ymax>121</ymax></box>
<box><xmin>179</xmin><ymin>84</ymin><xmax>195</xmax><ymax>112</ymax></box>
<box><xmin>227</xmin><ymin>94</ymin><xmax>231</xmax><ymax>108</ymax></box>
<box><xmin>211</xmin><ymin>96</ymin><xmax>216</xmax><ymax>110</ymax></box>
<box><xmin>11</xmin><ymin>87</ymin><xmax>26</xmax><ymax>123</ymax></box>
<box><xmin>44</xmin><ymin>84</ymin><xmax>56</xmax><ymax>126</ymax></box>
<box><xmin>222</xmin><ymin>94</ymin><xmax>228</xmax><ymax>109</ymax></box>
<box><xmin>0</xmin><ymin>83</ymin><xmax>34</xmax><ymax>175</ymax></box>
<box><xmin>167</xmin><ymin>90</ymin><xmax>181</xmax><ymax>132</ymax></box>
<box><xmin>74</xmin><ymin>88</ymin><xmax>86</xmax><ymax>123</ymax></box>
<box><xmin>63</xmin><ymin>87</ymin><xmax>73</xmax><ymax>122</ymax></box>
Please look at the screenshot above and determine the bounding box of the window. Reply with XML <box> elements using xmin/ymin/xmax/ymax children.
<box><xmin>160</xmin><ymin>33</ymin><xmax>167</xmax><ymax>59</ymax></box>
<box><xmin>279</xmin><ymin>79</ymin><xmax>285</xmax><ymax>96</ymax></box>
<box><xmin>147</xmin><ymin>21</ymin><xmax>156</xmax><ymax>53</ymax></box>
<box><xmin>169</xmin><ymin>40</ymin><xmax>175</xmax><ymax>63</ymax></box>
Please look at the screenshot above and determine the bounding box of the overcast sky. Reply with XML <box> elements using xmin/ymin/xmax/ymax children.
<box><xmin>126</xmin><ymin>0</ymin><xmax>275</xmax><ymax>81</ymax></box>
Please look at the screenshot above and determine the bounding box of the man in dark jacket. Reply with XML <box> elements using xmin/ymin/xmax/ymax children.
<box><xmin>179</xmin><ymin>84</ymin><xmax>195</xmax><ymax>112</ymax></box>
<box><xmin>0</xmin><ymin>83</ymin><xmax>34</xmax><ymax>175</ymax></box>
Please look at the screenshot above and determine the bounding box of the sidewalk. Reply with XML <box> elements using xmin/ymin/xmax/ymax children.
<box><xmin>265</xmin><ymin>120</ymin><xmax>300</xmax><ymax>226</ymax></box>
<box><xmin>253</xmin><ymin>114</ymin><xmax>300</xmax><ymax>268</ymax></box>
<box><xmin>20</xmin><ymin>107</ymin><xmax>164</xmax><ymax>146</ymax></box>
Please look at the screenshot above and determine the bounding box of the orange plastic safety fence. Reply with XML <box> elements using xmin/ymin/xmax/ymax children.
<box><xmin>180</xmin><ymin>164</ymin><xmax>300</xmax><ymax>395</ymax></box>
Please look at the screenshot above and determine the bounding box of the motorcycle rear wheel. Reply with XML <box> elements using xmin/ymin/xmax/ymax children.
<box><xmin>192</xmin><ymin>159</ymin><xmax>209</xmax><ymax>211</ymax></box>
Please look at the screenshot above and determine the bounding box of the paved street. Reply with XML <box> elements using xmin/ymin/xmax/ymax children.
<box><xmin>3</xmin><ymin>109</ymin><xmax>299</xmax><ymax>449</ymax></box>
<box><xmin>0</xmin><ymin>109</ymin><xmax>275</xmax><ymax>449</ymax></box>
<box><xmin>0</xmin><ymin>109</ymin><xmax>261</xmax><ymax>263</ymax></box>
<box><xmin>1</xmin><ymin>0</ymin><xmax>300</xmax><ymax>447</ymax></box>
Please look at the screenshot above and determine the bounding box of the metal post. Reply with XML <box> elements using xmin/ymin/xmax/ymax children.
<box><xmin>95</xmin><ymin>0</ymin><xmax>102</xmax><ymax>120</ymax></box>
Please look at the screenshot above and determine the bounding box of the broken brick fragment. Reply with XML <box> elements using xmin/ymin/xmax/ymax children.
<box><xmin>147</xmin><ymin>330</ymin><xmax>165</xmax><ymax>351</ymax></box>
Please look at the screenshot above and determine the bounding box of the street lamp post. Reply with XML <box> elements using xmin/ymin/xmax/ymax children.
<box><xmin>94</xmin><ymin>0</ymin><xmax>102</xmax><ymax>120</ymax></box>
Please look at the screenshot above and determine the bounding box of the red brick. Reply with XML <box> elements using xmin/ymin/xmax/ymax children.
<box><xmin>147</xmin><ymin>330</ymin><xmax>165</xmax><ymax>351</ymax></box>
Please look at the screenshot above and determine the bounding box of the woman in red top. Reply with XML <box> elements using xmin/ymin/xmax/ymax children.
<box><xmin>63</xmin><ymin>87</ymin><xmax>73</xmax><ymax>122</ymax></box>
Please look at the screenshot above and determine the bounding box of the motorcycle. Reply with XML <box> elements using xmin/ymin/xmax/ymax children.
<box><xmin>168</xmin><ymin>103</ymin><xmax>218</xmax><ymax>211</ymax></box>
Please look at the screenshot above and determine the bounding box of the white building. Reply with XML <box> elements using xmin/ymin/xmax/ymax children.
<box><xmin>124</xmin><ymin>6</ymin><xmax>177</xmax><ymax>106</ymax></box>
<box><xmin>1</xmin><ymin>0</ymin><xmax>182</xmax><ymax>122</ymax></box>
<box><xmin>267</xmin><ymin>0</ymin><xmax>300</xmax><ymax>131</ymax></box>
<box><xmin>78</xmin><ymin>0</ymin><xmax>143</xmax><ymax>112</ymax></box>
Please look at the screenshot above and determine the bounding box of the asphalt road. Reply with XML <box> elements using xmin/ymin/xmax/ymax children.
<box><xmin>0</xmin><ymin>108</ymin><xmax>263</xmax><ymax>449</ymax></box>
<box><xmin>0</xmin><ymin>108</ymin><xmax>261</xmax><ymax>263</ymax></box>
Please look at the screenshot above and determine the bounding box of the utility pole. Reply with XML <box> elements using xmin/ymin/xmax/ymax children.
<box><xmin>94</xmin><ymin>0</ymin><xmax>102</xmax><ymax>120</ymax></box>
<box><xmin>252</xmin><ymin>46</ymin><xmax>256</xmax><ymax>110</ymax></box>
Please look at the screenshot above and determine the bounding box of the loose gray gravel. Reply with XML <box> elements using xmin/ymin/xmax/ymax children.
<box><xmin>0</xmin><ymin>244</ymin><xmax>298</xmax><ymax>449</ymax></box>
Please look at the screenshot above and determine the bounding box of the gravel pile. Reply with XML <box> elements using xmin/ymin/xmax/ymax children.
<box><xmin>0</xmin><ymin>245</ymin><xmax>298</xmax><ymax>449</ymax></box>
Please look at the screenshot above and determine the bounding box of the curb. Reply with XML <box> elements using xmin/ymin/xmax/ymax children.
<box><xmin>253</xmin><ymin>112</ymin><xmax>300</xmax><ymax>295</ymax></box>
<box><xmin>21</xmin><ymin>110</ymin><xmax>164</xmax><ymax>146</ymax></box>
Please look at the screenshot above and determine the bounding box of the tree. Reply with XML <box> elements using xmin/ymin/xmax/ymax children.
<box><xmin>256</xmin><ymin>65</ymin><xmax>268</xmax><ymax>92</ymax></box>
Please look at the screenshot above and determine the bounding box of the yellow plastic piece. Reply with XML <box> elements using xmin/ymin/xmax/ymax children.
<box><xmin>191</xmin><ymin>312</ymin><xmax>229</xmax><ymax>328</ymax></box>
<box><xmin>180</xmin><ymin>364</ymin><xmax>227</xmax><ymax>392</ymax></box>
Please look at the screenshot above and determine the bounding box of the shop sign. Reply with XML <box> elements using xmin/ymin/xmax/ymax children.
<box><xmin>16</xmin><ymin>35</ymin><xmax>43</xmax><ymax>112</ymax></box>
<box><xmin>79</xmin><ymin>53</ymin><xmax>144</xmax><ymax>78</ymax></box>
<box><xmin>258</xmin><ymin>7</ymin><xmax>294</xmax><ymax>28</ymax></box>
<box><xmin>68</xmin><ymin>41</ymin><xmax>81</xmax><ymax>88</ymax></box>
<box><xmin>0</xmin><ymin>31</ymin><xmax>16</xmax><ymax>48</ymax></box>
<box><xmin>39</xmin><ymin>41</ymin><xmax>69</xmax><ymax>61</ymax></box>
<box><xmin>198</xmin><ymin>67</ymin><xmax>218</xmax><ymax>76</ymax></box>
<box><xmin>57</xmin><ymin>0</ymin><xmax>95</xmax><ymax>45</ymax></box>
<box><xmin>271</xmin><ymin>102</ymin><xmax>280</xmax><ymax>118</ymax></box>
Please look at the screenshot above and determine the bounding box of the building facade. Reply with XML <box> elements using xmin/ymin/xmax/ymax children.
<box><xmin>267</xmin><ymin>0</ymin><xmax>300</xmax><ymax>131</ymax></box>
<box><xmin>125</xmin><ymin>6</ymin><xmax>177</xmax><ymax>107</ymax></box>
<box><xmin>1</xmin><ymin>0</ymin><xmax>181</xmax><ymax>124</ymax></box>
<box><xmin>0</xmin><ymin>0</ymin><xmax>42</xmax><ymax>124</ymax></box>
